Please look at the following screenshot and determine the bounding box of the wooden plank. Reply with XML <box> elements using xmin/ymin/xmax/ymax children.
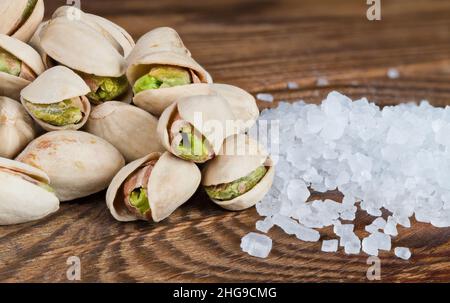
<box><xmin>1</xmin><ymin>0</ymin><xmax>449</xmax><ymax>282</ymax></box>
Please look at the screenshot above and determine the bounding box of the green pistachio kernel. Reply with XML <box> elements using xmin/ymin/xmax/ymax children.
<box><xmin>129</xmin><ymin>187</ymin><xmax>150</xmax><ymax>215</ymax></box>
<box><xmin>205</xmin><ymin>166</ymin><xmax>268</xmax><ymax>201</ymax></box>
<box><xmin>21</xmin><ymin>0</ymin><xmax>38</xmax><ymax>24</ymax></box>
<box><xmin>0</xmin><ymin>48</ymin><xmax>21</xmax><ymax>76</ymax></box>
<box><xmin>83</xmin><ymin>74</ymin><xmax>129</xmax><ymax>103</ymax></box>
<box><xmin>175</xmin><ymin>125</ymin><xmax>211</xmax><ymax>162</ymax></box>
<box><xmin>26</xmin><ymin>99</ymin><xmax>83</xmax><ymax>127</ymax></box>
<box><xmin>133</xmin><ymin>66</ymin><xmax>191</xmax><ymax>94</ymax></box>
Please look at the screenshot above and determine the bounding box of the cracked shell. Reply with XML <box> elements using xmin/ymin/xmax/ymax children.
<box><xmin>16</xmin><ymin>130</ymin><xmax>125</xmax><ymax>201</ymax></box>
<box><xmin>202</xmin><ymin>134</ymin><xmax>275</xmax><ymax>211</ymax></box>
<box><xmin>106</xmin><ymin>152</ymin><xmax>201</xmax><ymax>222</ymax></box>
<box><xmin>0</xmin><ymin>157</ymin><xmax>59</xmax><ymax>225</ymax></box>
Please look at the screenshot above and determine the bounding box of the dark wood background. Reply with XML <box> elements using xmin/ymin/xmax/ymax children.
<box><xmin>1</xmin><ymin>0</ymin><xmax>450</xmax><ymax>282</ymax></box>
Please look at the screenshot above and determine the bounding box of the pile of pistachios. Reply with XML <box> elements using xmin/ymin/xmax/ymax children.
<box><xmin>0</xmin><ymin>1</ymin><xmax>275</xmax><ymax>225</ymax></box>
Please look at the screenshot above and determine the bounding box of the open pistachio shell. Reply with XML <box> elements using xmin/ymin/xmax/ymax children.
<box><xmin>157</xmin><ymin>95</ymin><xmax>237</xmax><ymax>163</ymax></box>
<box><xmin>0</xmin><ymin>157</ymin><xmax>59</xmax><ymax>225</ymax></box>
<box><xmin>85</xmin><ymin>101</ymin><xmax>165</xmax><ymax>162</ymax></box>
<box><xmin>0</xmin><ymin>96</ymin><xmax>37</xmax><ymax>159</ymax></box>
<box><xmin>20</xmin><ymin>66</ymin><xmax>91</xmax><ymax>131</ymax></box>
<box><xmin>134</xmin><ymin>83</ymin><xmax>258</xmax><ymax>129</ymax></box>
<box><xmin>52</xmin><ymin>6</ymin><xmax>135</xmax><ymax>58</ymax></box>
<box><xmin>106</xmin><ymin>152</ymin><xmax>201</xmax><ymax>222</ymax></box>
<box><xmin>40</xmin><ymin>16</ymin><xmax>127</xmax><ymax>77</ymax></box>
<box><xmin>202</xmin><ymin>134</ymin><xmax>275</xmax><ymax>211</ymax></box>
<box><xmin>16</xmin><ymin>130</ymin><xmax>125</xmax><ymax>201</ymax></box>
<box><xmin>0</xmin><ymin>0</ymin><xmax>45</xmax><ymax>42</ymax></box>
<box><xmin>0</xmin><ymin>33</ymin><xmax>45</xmax><ymax>100</ymax></box>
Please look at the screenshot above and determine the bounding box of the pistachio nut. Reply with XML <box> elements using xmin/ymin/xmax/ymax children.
<box><xmin>0</xmin><ymin>96</ymin><xmax>37</xmax><ymax>159</ymax></box>
<box><xmin>0</xmin><ymin>0</ymin><xmax>45</xmax><ymax>42</ymax></box>
<box><xmin>51</xmin><ymin>5</ymin><xmax>135</xmax><ymax>57</ymax></box>
<box><xmin>126</xmin><ymin>27</ymin><xmax>212</xmax><ymax>111</ymax></box>
<box><xmin>85</xmin><ymin>101</ymin><xmax>165</xmax><ymax>163</ymax></box>
<box><xmin>20</xmin><ymin>66</ymin><xmax>91</xmax><ymax>131</ymax></box>
<box><xmin>157</xmin><ymin>95</ymin><xmax>237</xmax><ymax>163</ymax></box>
<box><xmin>16</xmin><ymin>130</ymin><xmax>125</xmax><ymax>201</ymax></box>
<box><xmin>0</xmin><ymin>157</ymin><xmax>59</xmax><ymax>225</ymax></box>
<box><xmin>0</xmin><ymin>34</ymin><xmax>45</xmax><ymax>100</ymax></box>
<box><xmin>202</xmin><ymin>134</ymin><xmax>275</xmax><ymax>211</ymax></box>
<box><xmin>39</xmin><ymin>16</ymin><xmax>130</xmax><ymax>104</ymax></box>
<box><xmin>106</xmin><ymin>152</ymin><xmax>201</xmax><ymax>222</ymax></box>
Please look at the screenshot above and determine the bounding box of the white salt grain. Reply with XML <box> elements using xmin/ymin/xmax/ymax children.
<box><xmin>394</xmin><ymin>247</ymin><xmax>411</xmax><ymax>260</ymax></box>
<box><xmin>316</xmin><ymin>77</ymin><xmax>329</xmax><ymax>86</ymax></box>
<box><xmin>241</xmin><ymin>233</ymin><xmax>272</xmax><ymax>258</ymax></box>
<box><xmin>256</xmin><ymin>217</ymin><xmax>274</xmax><ymax>233</ymax></box>
<box><xmin>256</xmin><ymin>93</ymin><xmax>274</xmax><ymax>103</ymax></box>
<box><xmin>321</xmin><ymin>239</ymin><xmax>339</xmax><ymax>252</ymax></box>
<box><xmin>287</xmin><ymin>82</ymin><xmax>299</xmax><ymax>89</ymax></box>
<box><xmin>387</xmin><ymin>68</ymin><xmax>400</xmax><ymax>79</ymax></box>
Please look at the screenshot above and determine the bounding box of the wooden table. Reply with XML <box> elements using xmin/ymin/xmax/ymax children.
<box><xmin>1</xmin><ymin>0</ymin><xmax>450</xmax><ymax>282</ymax></box>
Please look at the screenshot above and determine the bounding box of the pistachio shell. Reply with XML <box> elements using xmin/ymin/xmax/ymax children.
<box><xmin>0</xmin><ymin>0</ymin><xmax>45</xmax><ymax>42</ymax></box>
<box><xmin>202</xmin><ymin>134</ymin><xmax>275</xmax><ymax>211</ymax></box>
<box><xmin>0</xmin><ymin>157</ymin><xmax>59</xmax><ymax>225</ymax></box>
<box><xmin>0</xmin><ymin>34</ymin><xmax>45</xmax><ymax>99</ymax></box>
<box><xmin>157</xmin><ymin>95</ymin><xmax>237</xmax><ymax>160</ymax></box>
<box><xmin>133</xmin><ymin>83</ymin><xmax>258</xmax><ymax>129</ymax></box>
<box><xmin>52</xmin><ymin>6</ymin><xmax>135</xmax><ymax>57</ymax></box>
<box><xmin>85</xmin><ymin>101</ymin><xmax>165</xmax><ymax>162</ymax></box>
<box><xmin>0</xmin><ymin>96</ymin><xmax>37</xmax><ymax>159</ymax></box>
<box><xmin>16</xmin><ymin>130</ymin><xmax>125</xmax><ymax>201</ymax></box>
<box><xmin>40</xmin><ymin>16</ymin><xmax>127</xmax><ymax>77</ymax></box>
<box><xmin>106</xmin><ymin>152</ymin><xmax>201</xmax><ymax>222</ymax></box>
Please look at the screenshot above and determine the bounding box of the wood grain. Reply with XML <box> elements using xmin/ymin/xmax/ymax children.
<box><xmin>1</xmin><ymin>0</ymin><xmax>450</xmax><ymax>282</ymax></box>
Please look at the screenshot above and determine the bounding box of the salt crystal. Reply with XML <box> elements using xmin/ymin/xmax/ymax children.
<box><xmin>241</xmin><ymin>233</ymin><xmax>272</xmax><ymax>258</ymax></box>
<box><xmin>394</xmin><ymin>247</ymin><xmax>411</xmax><ymax>260</ymax></box>
<box><xmin>287</xmin><ymin>82</ymin><xmax>299</xmax><ymax>89</ymax></box>
<box><xmin>286</xmin><ymin>179</ymin><xmax>310</xmax><ymax>204</ymax></box>
<box><xmin>256</xmin><ymin>93</ymin><xmax>274</xmax><ymax>103</ymax></box>
<box><xmin>295</xmin><ymin>225</ymin><xmax>320</xmax><ymax>242</ymax></box>
<box><xmin>316</xmin><ymin>77</ymin><xmax>329</xmax><ymax>86</ymax></box>
<box><xmin>344</xmin><ymin>239</ymin><xmax>361</xmax><ymax>255</ymax></box>
<box><xmin>255</xmin><ymin>217</ymin><xmax>274</xmax><ymax>233</ymax></box>
<box><xmin>387</xmin><ymin>68</ymin><xmax>400</xmax><ymax>79</ymax></box>
<box><xmin>384</xmin><ymin>216</ymin><xmax>398</xmax><ymax>236</ymax></box>
<box><xmin>321</xmin><ymin>239</ymin><xmax>339</xmax><ymax>252</ymax></box>
<box><xmin>362</xmin><ymin>237</ymin><xmax>379</xmax><ymax>256</ymax></box>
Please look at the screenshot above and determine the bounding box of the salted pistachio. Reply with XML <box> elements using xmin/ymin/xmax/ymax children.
<box><xmin>127</xmin><ymin>27</ymin><xmax>212</xmax><ymax>111</ymax></box>
<box><xmin>0</xmin><ymin>157</ymin><xmax>59</xmax><ymax>225</ymax></box>
<box><xmin>133</xmin><ymin>65</ymin><xmax>192</xmax><ymax>95</ymax></box>
<box><xmin>0</xmin><ymin>34</ymin><xmax>45</xmax><ymax>100</ymax></box>
<box><xmin>0</xmin><ymin>96</ymin><xmax>37</xmax><ymax>159</ymax></box>
<box><xmin>16</xmin><ymin>130</ymin><xmax>125</xmax><ymax>202</ymax></box>
<box><xmin>106</xmin><ymin>152</ymin><xmax>201</xmax><ymax>222</ymax></box>
<box><xmin>202</xmin><ymin>134</ymin><xmax>275</xmax><ymax>211</ymax></box>
<box><xmin>157</xmin><ymin>95</ymin><xmax>237</xmax><ymax>163</ymax></box>
<box><xmin>0</xmin><ymin>0</ymin><xmax>44</xmax><ymax>42</ymax></box>
<box><xmin>39</xmin><ymin>16</ymin><xmax>130</xmax><ymax>103</ymax></box>
<box><xmin>85</xmin><ymin>101</ymin><xmax>165</xmax><ymax>162</ymax></box>
<box><xmin>20</xmin><ymin>66</ymin><xmax>91</xmax><ymax>131</ymax></box>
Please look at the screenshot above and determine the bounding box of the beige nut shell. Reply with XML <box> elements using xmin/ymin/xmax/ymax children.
<box><xmin>0</xmin><ymin>34</ymin><xmax>46</xmax><ymax>100</ymax></box>
<box><xmin>20</xmin><ymin>66</ymin><xmax>91</xmax><ymax>131</ymax></box>
<box><xmin>157</xmin><ymin>95</ymin><xmax>237</xmax><ymax>159</ymax></box>
<box><xmin>0</xmin><ymin>157</ymin><xmax>59</xmax><ymax>225</ymax></box>
<box><xmin>16</xmin><ymin>130</ymin><xmax>125</xmax><ymax>202</ymax></box>
<box><xmin>0</xmin><ymin>96</ymin><xmax>37</xmax><ymax>159</ymax></box>
<box><xmin>0</xmin><ymin>0</ymin><xmax>45</xmax><ymax>42</ymax></box>
<box><xmin>85</xmin><ymin>101</ymin><xmax>165</xmax><ymax>162</ymax></box>
<box><xmin>202</xmin><ymin>134</ymin><xmax>275</xmax><ymax>211</ymax></box>
<box><xmin>106</xmin><ymin>152</ymin><xmax>201</xmax><ymax>222</ymax></box>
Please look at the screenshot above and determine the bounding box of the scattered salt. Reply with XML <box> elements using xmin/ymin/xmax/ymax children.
<box><xmin>241</xmin><ymin>233</ymin><xmax>272</xmax><ymax>258</ymax></box>
<box><xmin>321</xmin><ymin>240</ymin><xmax>339</xmax><ymax>252</ymax></box>
<box><xmin>255</xmin><ymin>217</ymin><xmax>274</xmax><ymax>233</ymax></box>
<box><xmin>387</xmin><ymin>68</ymin><xmax>400</xmax><ymax>79</ymax></box>
<box><xmin>316</xmin><ymin>77</ymin><xmax>329</xmax><ymax>86</ymax></box>
<box><xmin>256</xmin><ymin>93</ymin><xmax>274</xmax><ymax>103</ymax></box>
<box><xmin>394</xmin><ymin>247</ymin><xmax>411</xmax><ymax>260</ymax></box>
<box><xmin>287</xmin><ymin>82</ymin><xmax>299</xmax><ymax>90</ymax></box>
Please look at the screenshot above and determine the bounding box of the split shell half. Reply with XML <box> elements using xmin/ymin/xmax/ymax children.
<box><xmin>202</xmin><ymin>134</ymin><xmax>275</xmax><ymax>211</ymax></box>
<box><xmin>16</xmin><ymin>130</ymin><xmax>125</xmax><ymax>202</ymax></box>
<box><xmin>157</xmin><ymin>95</ymin><xmax>237</xmax><ymax>161</ymax></box>
<box><xmin>85</xmin><ymin>101</ymin><xmax>165</xmax><ymax>163</ymax></box>
<box><xmin>0</xmin><ymin>157</ymin><xmax>59</xmax><ymax>225</ymax></box>
<box><xmin>0</xmin><ymin>96</ymin><xmax>37</xmax><ymax>159</ymax></box>
<box><xmin>0</xmin><ymin>0</ymin><xmax>45</xmax><ymax>42</ymax></box>
<box><xmin>0</xmin><ymin>33</ymin><xmax>45</xmax><ymax>100</ymax></box>
<box><xmin>106</xmin><ymin>152</ymin><xmax>201</xmax><ymax>222</ymax></box>
<box><xmin>20</xmin><ymin>66</ymin><xmax>91</xmax><ymax>131</ymax></box>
